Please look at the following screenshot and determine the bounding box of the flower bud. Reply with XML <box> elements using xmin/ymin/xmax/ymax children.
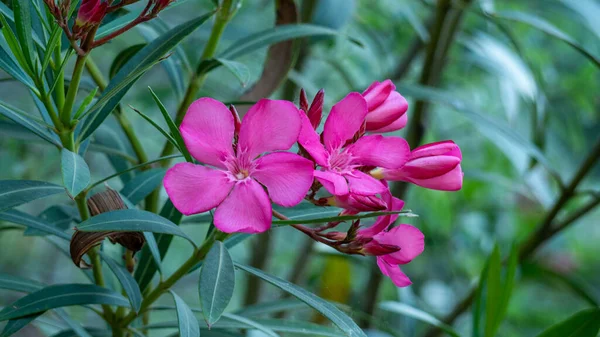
<box><xmin>75</xmin><ymin>0</ymin><xmax>108</xmax><ymax>28</ymax></box>
<box><xmin>229</xmin><ymin>105</ymin><xmax>242</xmax><ymax>135</ymax></box>
<box><xmin>307</xmin><ymin>89</ymin><xmax>324</xmax><ymax>129</ymax></box>
<box><xmin>362</xmin><ymin>80</ymin><xmax>408</xmax><ymax>132</ymax></box>
<box><xmin>362</xmin><ymin>239</ymin><xmax>401</xmax><ymax>256</ymax></box>
<box><xmin>333</xmin><ymin>193</ymin><xmax>387</xmax><ymax>213</ymax></box>
<box><xmin>299</xmin><ymin>88</ymin><xmax>309</xmax><ymax>114</ymax></box>
<box><xmin>374</xmin><ymin>140</ymin><xmax>463</xmax><ymax>191</ymax></box>
<box><xmin>152</xmin><ymin>0</ymin><xmax>176</xmax><ymax>14</ymax></box>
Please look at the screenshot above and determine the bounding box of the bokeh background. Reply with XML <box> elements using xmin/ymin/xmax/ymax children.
<box><xmin>1</xmin><ymin>0</ymin><xmax>599</xmax><ymax>336</ymax></box>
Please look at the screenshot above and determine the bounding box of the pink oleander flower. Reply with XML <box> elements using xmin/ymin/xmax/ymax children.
<box><xmin>75</xmin><ymin>0</ymin><xmax>107</xmax><ymax>27</ymax></box>
<box><xmin>333</xmin><ymin>193</ymin><xmax>387</xmax><ymax>213</ymax></box>
<box><xmin>372</xmin><ymin>140</ymin><xmax>463</xmax><ymax>191</ymax></box>
<box><xmin>357</xmin><ymin>188</ymin><xmax>424</xmax><ymax>287</ymax></box>
<box><xmin>298</xmin><ymin>92</ymin><xmax>410</xmax><ymax>197</ymax></box>
<box><xmin>362</xmin><ymin>80</ymin><xmax>409</xmax><ymax>133</ymax></box>
<box><xmin>163</xmin><ymin>98</ymin><xmax>314</xmax><ymax>234</ymax></box>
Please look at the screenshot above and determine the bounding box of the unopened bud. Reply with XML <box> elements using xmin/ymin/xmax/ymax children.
<box><xmin>299</xmin><ymin>88</ymin><xmax>309</xmax><ymax>114</ymax></box>
<box><xmin>229</xmin><ymin>105</ymin><xmax>242</xmax><ymax>135</ymax></box>
<box><xmin>75</xmin><ymin>0</ymin><xmax>108</xmax><ymax>27</ymax></box>
<box><xmin>307</xmin><ymin>89</ymin><xmax>324</xmax><ymax>129</ymax></box>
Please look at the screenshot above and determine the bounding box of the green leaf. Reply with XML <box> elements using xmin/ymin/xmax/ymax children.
<box><xmin>0</xmin><ymin>209</ymin><xmax>71</xmax><ymax>240</ymax></box>
<box><xmin>148</xmin><ymin>87</ymin><xmax>193</xmax><ymax>162</ymax></box>
<box><xmin>108</xmin><ymin>44</ymin><xmax>146</xmax><ymax>79</ymax></box>
<box><xmin>0</xmin><ymin>44</ymin><xmax>35</xmax><ymax>90</ymax></box>
<box><xmin>272</xmin><ymin>210</ymin><xmax>414</xmax><ymax>226</ymax></box>
<box><xmin>379</xmin><ymin>302</ymin><xmax>461</xmax><ymax>337</ymax></box>
<box><xmin>221</xmin><ymin>313</ymin><xmax>279</xmax><ymax>337</ymax></box>
<box><xmin>499</xmin><ymin>245</ymin><xmax>518</xmax><ymax>323</ymax></box>
<box><xmin>0</xmin><ymin>273</ymin><xmax>43</xmax><ymax>293</ymax></box>
<box><xmin>142</xmin><ymin>232</ymin><xmax>163</xmax><ymax>275</ymax></box>
<box><xmin>99</xmin><ymin>252</ymin><xmax>142</xmax><ymax>313</ymax></box>
<box><xmin>484</xmin><ymin>245</ymin><xmax>502</xmax><ymax>337</ymax></box>
<box><xmin>220</xmin><ymin>24</ymin><xmax>361</xmax><ymax>60</ymax></box>
<box><xmin>54</xmin><ymin>308</ymin><xmax>95</xmax><ymax>337</ymax></box>
<box><xmin>0</xmin><ymin>180</ymin><xmax>64</xmax><ymax>213</ymax></box>
<box><xmin>129</xmin><ymin>105</ymin><xmax>180</xmax><ymax>152</ymax></box>
<box><xmin>40</xmin><ymin>25</ymin><xmax>62</xmax><ymax>73</ymax></box>
<box><xmin>61</xmin><ymin>149</ymin><xmax>91</xmax><ymax>197</ymax></box>
<box><xmin>215</xmin><ymin>58</ymin><xmax>250</xmax><ymax>87</ymax></box>
<box><xmin>95</xmin><ymin>11</ymin><xmax>139</xmax><ymax>39</ymax></box>
<box><xmin>50</xmin><ymin>327</ymin><xmax>109</xmax><ymax>337</ymax></box>
<box><xmin>11</xmin><ymin>0</ymin><xmax>34</xmax><ymax>68</ymax></box>
<box><xmin>73</xmin><ymin>87</ymin><xmax>98</xmax><ymax>120</ymax></box>
<box><xmin>120</xmin><ymin>168</ymin><xmax>166</xmax><ymax>205</ymax></box>
<box><xmin>234</xmin><ymin>299</ymin><xmax>304</xmax><ymax>316</ymax></box>
<box><xmin>0</xmin><ymin>313</ymin><xmax>42</xmax><ymax>337</ymax></box>
<box><xmin>134</xmin><ymin>200</ymin><xmax>182</xmax><ymax>292</ymax></box>
<box><xmin>169</xmin><ymin>290</ymin><xmax>201</xmax><ymax>337</ymax></box>
<box><xmin>0</xmin><ymin>101</ymin><xmax>60</xmax><ymax>145</ymax></box>
<box><xmin>234</xmin><ymin>263</ymin><xmax>366</xmax><ymax>337</ymax></box>
<box><xmin>0</xmin><ymin>284</ymin><xmax>129</xmax><ymax>321</ymax></box>
<box><xmin>199</xmin><ymin>241</ymin><xmax>235</xmax><ymax>327</ymax></box>
<box><xmin>492</xmin><ymin>11</ymin><xmax>600</xmax><ymax>68</ymax></box>
<box><xmin>76</xmin><ymin>209</ymin><xmax>194</xmax><ymax>245</ymax></box>
<box><xmin>536</xmin><ymin>308</ymin><xmax>600</xmax><ymax>337</ymax></box>
<box><xmin>78</xmin><ymin>12</ymin><xmax>214</xmax><ymax>141</ymax></box>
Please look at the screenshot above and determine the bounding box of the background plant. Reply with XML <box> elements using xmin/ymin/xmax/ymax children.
<box><xmin>0</xmin><ymin>0</ymin><xmax>599</xmax><ymax>337</ymax></box>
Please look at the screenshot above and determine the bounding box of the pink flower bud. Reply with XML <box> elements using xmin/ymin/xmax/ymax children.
<box><xmin>299</xmin><ymin>88</ymin><xmax>309</xmax><ymax>114</ymax></box>
<box><xmin>375</xmin><ymin>140</ymin><xmax>463</xmax><ymax>191</ymax></box>
<box><xmin>307</xmin><ymin>89</ymin><xmax>324</xmax><ymax>129</ymax></box>
<box><xmin>229</xmin><ymin>105</ymin><xmax>242</xmax><ymax>135</ymax></box>
<box><xmin>362</xmin><ymin>239</ymin><xmax>401</xmax><ymax>256</ymax></box>
<box><xmin>334</xmin><ymin>193</ymin><xmax>387</xmax><ymax>213</ymax></box>
<box><xmin>76</xmin><ymin>0</ymin><xmax>108</xmax><ymax>27</ymax></box>
<box><xmin>362</xmin><ymin>80</ymin><xmax>408</xmax><ymax>132</ymax></box>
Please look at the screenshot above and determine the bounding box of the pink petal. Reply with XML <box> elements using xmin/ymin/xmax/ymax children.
<box><xmin>346</xmin><ymin>170</ymin><xmax>387</xmax><ymax>196</ymax></box>
<box><xmin>369</xmin><ymin>113</ymin><xmax>408</xmax><ymax>133</ymax></box>
<box><xmin>314</xmin><ymin>170</ymin><xmax>349</xmax><ymax>196</ymax></box>
<box><xmin>252</xmin><ymin>152</ymin><xmax>314</xmax><ymax>207</ymax></box>
<box><xmin>180</xmin><ymin>98</ymin><xmax>234</xmax><ymax>169</ymax></box>
<box><xmin>214</xmin><ymin>179</ymin><xmax>272</xmax><ymax>233</ymax></box>
<box><xmin>238</xmin><ymin>99</ymin><xmax>301</xmax><ymax>159</ymax></box>
<box><xmin>298</xmin><ymin>112</ymin><xmax>328</xmax><ymax>166</ymax></box>
<box><xmin>405</xmin><ymin>164</ymin><xmax>463</xmax><ymax>191</ymax></box>
<box><xmin>401</xmin><ymin>155</ymin><xmax>461</xmax><ymax>179</ymax></box>
<box><xmin>322</xmin><ymin>93</ymin><xmax>368</xmax><ymax>150</ymax></box>
<box><xmin>411</xmin><ymin>140</ymin><xmax>461</xmax><ymax>160</ymax></box>
<box><xmin>358</xmin><ymin>195</ymin><xmax>405</xmax><ymax>237</ymax></box>
<box><xmin>365</xmin><ymin>91</ymin><xmax>408</xmax><ymax>131</ymax></box>
<box><xmin>362</xmin><ymin>80</ymin><xmax>395</xmax><ymax>110</ymax></box>
<box><xmin>377</xmin><ymin>257</ymin><xmax>412</xmax><ymax>287</ymax></box>
<box><xmin>346</xmin><ymin>135</ymin><xmax>410</xmax><ymax>169</ymax></box>
<box><xmin>163</xmin><ymin>163</ymin><xmax>234</xmax><ymax>216</ymax></box>
<box><xmin>376</xmin><ymin>224</ymin><xmax>425</xmax><ymax>264</ymax></box>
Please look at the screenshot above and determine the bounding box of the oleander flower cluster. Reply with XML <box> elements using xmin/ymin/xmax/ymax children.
<box><xmin>164</xmin><ymin>79</ymin><xmax>463</xmax><ymax>287</ymax></box>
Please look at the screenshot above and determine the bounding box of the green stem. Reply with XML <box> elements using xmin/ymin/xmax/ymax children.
<box><xmin>159</xmin><ymin>0</ymin><xmax>236</xmax><ymax>162</ymax></box>
<box><xmin>85</xmin><ymin>57</ymin><xmax>108</xmax><ymax>90</ymax></box>
<box><xmin>61</xmin><ymin>55</ymin><xmax>88</xmax><ymax>125</ymax></box>
<box><xmin>119</xmin><ymin>232</ymin><xmax>222</xmax><ymax>326</ymax></box>
<box><xmin>54</xmin><ymin>39</ymin><xmax>65</xmax><ymax>112</ymax></box>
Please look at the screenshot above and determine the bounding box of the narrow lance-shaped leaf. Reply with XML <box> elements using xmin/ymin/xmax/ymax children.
<box><xmin>78</xmin><ymin>12</ymin><xmax>215</xmax><ymax>141</ymax></box>
<box><xmin>0</xmin><ymin>101</ymin><xmax>60</xmax><ymax>146</ymax></box>
<box><xmin>169</xmin><ymin>291</ymin><xmax>200</xmax><ymax>337</ymax></box>
<box><xmin>0</xmin><ymin>209</ymin><xmax>71</xmax><ymax>240</ymax></box>
<box><xmin>0</xmin><ymin>273</ymin><xmax>44</xmax><ymax>293</ymax></box>
<box><xmin>99</xmin><ymin>251</ymin><xmax>142</xmax><ymax>313</ymax></box>
<box><xmin>0</xmin><ymin>43</ymin><xmax>35</xmax><ymax>90</ymax></box>
<box><xmin>484</xmin><ymin>245</ymin><xmax>502</xmax><ymax>337</ymax></box>
<box><xmin>0</xmin><ymin>180</ymin><xmax>64</xmax><ymax>213</ymax></box>
<box><xmin>76</xmin><ymin>209</ymin><xmax>195</xmax><ymax>246</ymax></box>
<box><xmin>0</xmin><ymin>314</ymin><xmax>42</xmax><ymax>337</ymax></box>
<box><xmin>199</xmin><ymin>241</ymin><xmax>235</xmax><ymax>327</ymax></box>
<box><xmin>379</xmin><ymin>302</ymin><xmax>461</xmax><ymax>337</ymax></box>
<box><xmin>148</xmin><ymin>87</ymin><xmax>193</xmax><ymax>162</ymax></box>
<box><xmin>0</xmin><ymin>284</ymin><xmax>130</xmax><ymax>321</ymax></box>
<box><xmin>61</xmin><ymin>149</ymin><xmax>91</xmax><ymax>197</ymax></box>
<box><xmin>536</xmin><ymin>308</ymin><xmax>600</xmax><ymax>337</ymax></box>
<box><xmin>142</xmin><ymin>232</ymin><xmax>163</xmax><ymax>275</ymax></box>
<box><xmin>12</xmin><ymin>0</ymin><xmax>34</xmax><ymax>68</ymax></box>
<box><xmin>235</xmin><ymin>263</ymin><xmax>367</xmax><ymax>337</ymax></box>
<box><xmin>120</xmin><ymin>168</ymin><xmax>166</xmax><ymax>205</ymax></box>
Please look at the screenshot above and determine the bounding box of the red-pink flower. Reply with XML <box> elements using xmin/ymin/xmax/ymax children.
<box><xmin>373</xmin><ymin>224</ymin><xmax>425</xmax><ymax>287</ymax></box>
<box><xmin>298</xmin><ymin>92</ymin><xmax>410</xmax><ymax>197</ymax></box>
<box><xmin>362</xmin><ymin>80</ymin><xmax>408</xmax><ymax>133</ymax></box>
<box><xmin>76</xmin><ymin>0</ymin><xmax>107</xmax><ymax>26</ymax></box>
<box><xmin>163</xmin><ymin>98</ymin><xmax>314</xmax><ymax>234</ymax></box>
<box><xmin>373</xmin><ymin>140</ymin><xmax>463</xmax><ymax>191</ymax></box>
<box><xmin>333</xmin><ymin>193</ymin><xmax>387</xmax><ymax>213</ymax></box>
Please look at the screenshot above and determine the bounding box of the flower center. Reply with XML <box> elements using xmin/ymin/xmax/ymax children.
<box><xmin>225</xmin><ymin>151</ymin><xmax>255</xmax><ymax>181</ymax></box>
<box><xmin>328</xmin><ymin>149</ymin><xmax>353</xmax><ymax>173</ymax></box>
